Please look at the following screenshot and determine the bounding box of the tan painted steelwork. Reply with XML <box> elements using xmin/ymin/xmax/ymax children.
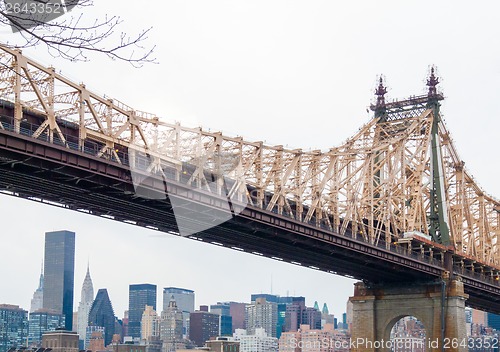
<box><xmin>0</xmin><ymin>44</ymin><xmax>498</xmax><ymax>265</ymax></box>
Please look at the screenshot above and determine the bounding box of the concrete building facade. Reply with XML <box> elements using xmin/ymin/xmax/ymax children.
<box><xmin>245</xmin><ymin>298</ymin><xmax>278</xmax><ymax>338</ymax></box>
<box><xmin>162</xmin><ymin>287</ymin><xmax>194</xmax><ymax>338</ymax></box>
<box><xmin>41</xmin><ymin>330</ymin><xmax>79</xmax><ymax>352</ymax></box>
<box><xmin>189</xmin><ymin>309</ymin><xmax>220</xmax><ymax>347</ymax></box>
<box><xmin>141</xmin><ymin>305</ymin><xmax>160</xmax><ymax>342</ymax></box>
<box><xmin>234</xmin><ymin>328</ymin><xmax>278</xmax><ymax>352</ymax></box>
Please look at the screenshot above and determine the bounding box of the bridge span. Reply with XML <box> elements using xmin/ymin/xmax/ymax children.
<box><xmin>1</xmin><ymin>45</ymin><xmax>500</xmax><ymax>321</ymax></box>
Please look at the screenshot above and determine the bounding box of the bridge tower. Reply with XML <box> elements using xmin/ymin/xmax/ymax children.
<box><xmin>351</xmin><ymin>70</ymin><xmax>467</xmax><ymax>352</ymax></box>
<box><xmin>371</xmin><ymin>69</ymin><xmax>452</xmax><ymax>246</ymax></box>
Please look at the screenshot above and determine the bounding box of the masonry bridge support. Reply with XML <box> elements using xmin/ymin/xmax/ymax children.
<box><xmin>349</xmin><ymin>278</ymin><xmax>468</xmax><ymax>352</ymax></box>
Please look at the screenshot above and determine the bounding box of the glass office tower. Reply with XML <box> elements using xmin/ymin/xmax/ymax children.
<box><xmin>88</xmin><ymin>289</ymin><xmax>115</xmax><ymax>346</ymax></box>
<box><xmin>42</xmin><ymin>230</ymin><xmax>75</xmax><ymax>331</ymax></box>
<box><xmin>162</xmin><ymin>287</ymin><xmax>195</xmax><ymax>337</ymax></box>
<box><xmin>128</xmin><ymin>284</ymin><xmax>157</xmax><ymax>338</ymax></box>
<box><xmin>0</xmin><ymin>304</ymin><xmax>28</xmax><ymax>352</ymax></box>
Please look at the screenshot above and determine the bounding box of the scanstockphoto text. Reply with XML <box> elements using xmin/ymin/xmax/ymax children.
<box><xmin>284</xmin><ymin>337</ymin><xmax>499</xmax><ymax>350</ymax></box>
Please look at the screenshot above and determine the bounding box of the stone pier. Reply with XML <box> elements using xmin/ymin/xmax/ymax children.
<box><xmin>349</xmin><ymin>279</ymin><xmax>468</xmax><ymax>352</ymax></box>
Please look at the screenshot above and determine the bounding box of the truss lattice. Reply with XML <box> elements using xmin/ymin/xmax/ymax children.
<box><xmin>0</xmin><ymin>45</ymin><xmax>498</xmax><ymax>265</ymax></box>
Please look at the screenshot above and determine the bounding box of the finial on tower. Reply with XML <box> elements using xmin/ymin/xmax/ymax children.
<box><xmin>375</xmin><ymin>76</ymin><xmax>387</xmax><ymax>109</ymax></box>
<box><xmin>373</xmin><ymin>75</ymin><xmax>388</xmax><ymax>121</ymax></box>
<box><xmin>427</xmin><ymin>66</ymin><xmax>440</xmax><ymax>98</ymax></box>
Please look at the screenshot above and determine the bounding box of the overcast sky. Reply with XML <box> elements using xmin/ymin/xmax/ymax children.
<box><xmin>1</xmin><ymin>1</ymin><xmax>500</xmax><ymax>321</ymax></box>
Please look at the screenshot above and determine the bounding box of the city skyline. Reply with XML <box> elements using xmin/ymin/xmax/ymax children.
<box><xmin>0</xmin><ymin>198</ymin><xmax>355</xmax><ymax>321</ymax></box>
<box><xmin>1</xmin><ymin>0</ymin><xmax>500</xmax><ymax>334</ymax></box>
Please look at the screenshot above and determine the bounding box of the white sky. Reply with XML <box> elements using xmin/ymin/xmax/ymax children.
<box><xmin>1</xmin><ymin>1</ymin><xmax>500</xmax><ymax>321</ymax></box>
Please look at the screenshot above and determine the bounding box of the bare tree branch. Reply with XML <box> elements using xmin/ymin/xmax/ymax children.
<box><xmin>0</xmin><ymin>0</ymin><xmax>156</xmax><ymax>67</ymax></box>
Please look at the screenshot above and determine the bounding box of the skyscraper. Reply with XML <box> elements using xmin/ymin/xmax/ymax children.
<box><xmin>210</xmin><ymin>303</ymin><xmax>233</xmax><ymax>337</ymax></box>
<box><xmin>140</xmin><ymin>305</ymin><xmax>159</xmax><ymax>342</ymax></box>
<box><xmin>283</xmin><ymin>298</ymin><xmax>322</xmax><ymax>332</ymax></box>
<box><xmin>321</xmin><ymin>303</ymin><xmax>335</xmax><ymax>328</ymax></box>
<box><xmin>28</xmin><ymin>309</ymin><xmax>65</xmax><ymax>346</ymax></box>
<box><xmin>189</xmin><ymin>308</ymin><xmax>220</xmax><ymax>347</ymax></box>
<box><xmin>162</xmin><ymin>287</ymin><xmax>194</xmax><ymax>337</ymax></box>
<box><xmin>229</xmin><ymin>302</ymin><xmax>247</xmax><ymax>332</ymax></box>
<box><xmin>43</xmin><ymin>230</ymin><xmax>75</xmax><ymax>331</ymax></box>
<box><xmin>0</xmin><ymin>304</ymin><xmax>28</xmax><ymax>352</ymax></box>
<box><xmin>77</xmin><ymin>264</ymin><xmax>94</xmax><ymax>345</ymax></box>
<box><xmin>88</xmin><ymin>289</ymin><xmax>115</xmax><ymax>346</ymax></box>
<box><xmin>303</xmin><ymin>307</ymin><xmax>322</xmax><ymax>330</ymax></box>
<box><xmin>30</xmin><ymin>263</ymin><xmax>44</xmax><ymax>313</ymax></box>
<box><xmin>160</xmin><ymin>296</ymin><xmax>183</xmax><ymax>343</ymax></box>
<box><xmin>128</xmin><ymin>284</ymin><xmax>157</xmax><ymax>339</ymax></box>
<box><xmin>245</xmin><ymin>298</ymin><xmax>278</xmax><ymax>338</ymax></box>
<box><xmin>251</xmin><ymin>294</ymin><xmax>304</xmax><ymax>337</ymax></box>
<box><xmin>159</xmin><ymin>298</ymin><xmax>189</xmax><ymax>352</ymax></box>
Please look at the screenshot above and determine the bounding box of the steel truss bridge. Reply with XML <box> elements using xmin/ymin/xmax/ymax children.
<box><xmin>0</xmin><ymin>45</ymin><xmax>499</xmax><ymax>312</ymax></box>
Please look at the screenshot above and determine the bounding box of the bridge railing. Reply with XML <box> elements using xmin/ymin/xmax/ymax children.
<box><xmin>453</xmin><ymin>265</ymin><xmax>500</xmax><ymax>286</ymax></box>
<box><xmin>375</xmin><ymin>238</ymin><xmax>443</xmax><ymax>267</ymax></box>
<box><xmin>0</xmin><ymin>114</ymin><xmax>131</xmax><ymax>165</ymax></box>
<box><xmin>266</xmin><ymin>204</ymin><xmax>444</xmax><ymax>267</ymax></box>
